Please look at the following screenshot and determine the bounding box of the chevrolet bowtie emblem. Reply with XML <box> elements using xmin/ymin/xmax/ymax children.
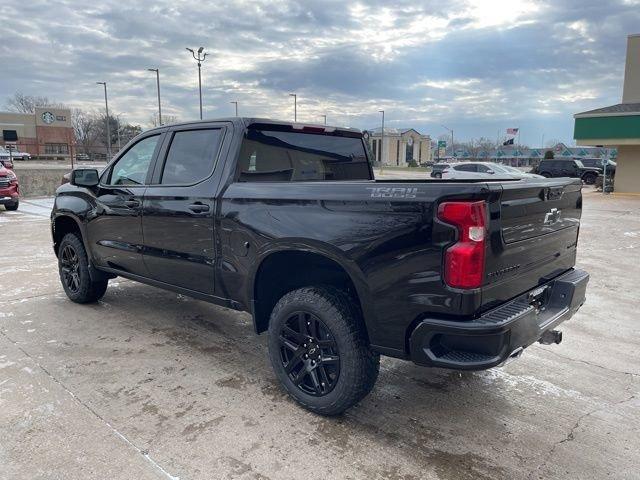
<box><xmin>543</xmin><ymin>208</ymin><xmax>561</xmax><ymax>226</ymax></box>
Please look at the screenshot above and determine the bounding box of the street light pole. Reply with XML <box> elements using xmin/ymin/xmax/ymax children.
<box><xmin>441</xmin><ymin>125</ymin><xmax>454</xmax><ymax>158</ymax></box>
<box><xmin>96</xmin><ymin>82</ymin><xmax>111</xmax><ymax>159</ymax></box>
<box><xmin>379</xmin><ymin>110</ymin><xmax>385</xmax><ymax>165</ymax></box>
<box><xmin>230</xmin><ymin>101</ymin><xmax>238</xmax><ymax>116</ymax></box>
<box><xmin>186</xmin><ymin>47</ymin><xmax>207</xmax><ymax>119</ymax></box>
<box><xmin>289</xmin><ymin>93</ymin><xmax>297</xmax><ymax>122</ymax></box>
<box><xmin>147</xmin><ymin>68</ymin><xmax>162</xmax><ymax>125</ymax></box>
<box><xmin>321</xmin><ymin>114</ymin><xmax>327</xmax><ymax>125</ymax></box>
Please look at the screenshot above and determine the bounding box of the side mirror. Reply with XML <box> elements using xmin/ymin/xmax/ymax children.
<box><xmin>71</xmin><ymin>168</ymin><xmax>99</xmax><ymax>188</ymax></box>
<box><xmin>487</xmin><ymin>169</ymin><xmax>495</xmax><ymax>174</ymax></box>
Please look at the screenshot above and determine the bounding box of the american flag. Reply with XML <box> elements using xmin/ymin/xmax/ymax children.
<box><xmin>507</xmin><ymin>128</ymin><xmax>519</xmax><ymax>135</ymax></box>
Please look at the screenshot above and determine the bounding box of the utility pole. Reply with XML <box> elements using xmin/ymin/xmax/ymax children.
<box><xmin>230</xmin><ymin>101</ymin><xmax>238</xmax><ymax>116</ymax></box>
<box><xmin>96</xmin><ymin>82</ymin><xmax>111</xmax><ymax>159</ymax></box>
<box><xmin>186</xmin><ymin>47</ymin><xmax>207</xmax><ymax>119</ymax></box>
<box><xmin>289</xmin><ymin>93</ymin><xmax>297</xmax><ymax>122</ymax></box>
<box><xmin>147</xmin><ymin>68</ymin><xmax>162</xmax><ymax>125</ymax></box>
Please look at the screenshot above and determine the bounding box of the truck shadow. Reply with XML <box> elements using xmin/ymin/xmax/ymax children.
<box><xmin>90</xmin><ymin>281</ymin><xmax>557</xmax><ymax>479</ymax></box>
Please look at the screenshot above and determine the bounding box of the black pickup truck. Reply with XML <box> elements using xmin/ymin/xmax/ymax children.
<box><xmin>51</xmin><ymin>118</ymin><xmax>589</xmax><ymax>415</ymax></box>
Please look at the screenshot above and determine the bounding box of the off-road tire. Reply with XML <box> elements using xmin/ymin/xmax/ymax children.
<box><xmin>58</xmin><ymin>233</ymin><xmax>108</xmax><ymax>303</ymax></box>
<box><xmin>583</xmin><ymin>172</ymin><xmax>597</xmax><ymax>185</ymax></box>
<box><xmin>5</xmin><ymin>200</ymin><xmax>18</xmax><ymax>211</ymax></box>
<box><xmin>268</xmin><ymin>286</ymin><xmax>380</xmax><ymax>416</ymax></box>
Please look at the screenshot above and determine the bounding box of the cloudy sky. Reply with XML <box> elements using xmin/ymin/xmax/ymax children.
<box><xmin>1</xmin><ymin>0</ymin><xmax>638</xmax><ymax>145</ymax></box>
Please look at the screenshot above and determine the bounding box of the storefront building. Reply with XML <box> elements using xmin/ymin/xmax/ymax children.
<box><xmin>0</xmin><ymin>107</ymin><xmax>74</xmax><ymax>159</ymax></box>
<box><xmin>574</xmin><ymin>34</ymin><xmax>640</xmax><ymax>193</ymax></box>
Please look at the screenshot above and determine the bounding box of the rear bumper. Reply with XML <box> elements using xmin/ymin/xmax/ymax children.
<box><xmin>409</xmin><ymin>268</ymin><xmax>589</xmax><ymax>370</ymax></box>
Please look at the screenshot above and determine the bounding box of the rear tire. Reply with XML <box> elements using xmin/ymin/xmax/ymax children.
<box><xmin>583</xmin><ymin>173</ymin><xmax>597</xmax><ymax>185</ymax></box>
<box><xmin>434</xmin><ymin>172</ymin><xmax>442</xmax><ymax>179</ymax></box>
<box><xmin>5</xmin><ymin>200</ymin><xmax>18</xmax><ymax>211</ymax></box>
<box><xmin>58</xmin><ymin>233</ymin><xmax>108</xmax><ymax>303</ymax></box>
<box><xmin>268</xmin><ymin>286</ymin><xmax>380</xmax><ymax>416</ymax></box>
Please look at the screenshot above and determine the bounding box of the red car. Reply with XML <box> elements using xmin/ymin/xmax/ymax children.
<box><xmin>0</xmin><ymin>163</ymin><xmax>19</xmax><ymax>211</ymax></box>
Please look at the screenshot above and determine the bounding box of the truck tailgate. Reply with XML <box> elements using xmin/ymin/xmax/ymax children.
<box><xmin>481</xmin><ymin>178</ymin><xmax>583</xmax><ymax>311</ymax></box>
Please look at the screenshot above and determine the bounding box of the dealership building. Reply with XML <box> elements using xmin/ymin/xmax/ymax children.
<box><xmin>574</xmin><ymin>34</ymin><xmax>640</xmax><ymax>193</ymax></box>
<box><xmin>0</xmin><ymin>107</ymin><xmax>74</xmax><ymax>160</ymax></box>
<box><xmin>365</xmin><ymin>128</ymin><xmax>432</xmax><ymax>166</ymax></box>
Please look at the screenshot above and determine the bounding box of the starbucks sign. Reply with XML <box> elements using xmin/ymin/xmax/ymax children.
<box><xmin>41</xmin><ymin>111</ymin><xmax>55</xmax><ymax>124</ymax></box>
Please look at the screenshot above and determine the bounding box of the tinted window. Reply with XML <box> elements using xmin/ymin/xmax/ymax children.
<box><xmin>108</xmin><ymin>135</ymin><xmax>160</xmax><ymax>186</ymax></box>
<box><xmin>237</xmin><ymin>129</ymin><xmax>370</xmax><ymax>182</ymax></box>
<box><xmin>455</xmin><ymin>164</ymin><xmax>476</xmax><ymax>172</ymax></box>
<box><xmin>161</xmin><ymin>129</ymin><xmax>223</xmax><ymax>184</ymax></box>
<box><xmin>476</xmin><ymin>164</ymin><xmax>493</xmax><ymax>173</ymax></box>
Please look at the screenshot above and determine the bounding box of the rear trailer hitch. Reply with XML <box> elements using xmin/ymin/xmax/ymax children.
<box><xmin>538</xmin><ymin>330</ymin><xmax>563</xmax><ymax>345</ymax></box>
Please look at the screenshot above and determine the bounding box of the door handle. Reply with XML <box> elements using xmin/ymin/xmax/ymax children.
<box><xmin>188</xmin><ymin>203</ymin><xmax>210</xmax><ymax>213</ymax></box>
<box><xmin>124</xmin><ymin>199</ymin><xmax>140</xmax><ymax>208</ymax></box>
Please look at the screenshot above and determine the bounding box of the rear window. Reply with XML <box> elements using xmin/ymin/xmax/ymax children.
<box><xmin>237</xmin><ymin>128</ymin><xmax>371</xmax><ymax>182</ymax></box>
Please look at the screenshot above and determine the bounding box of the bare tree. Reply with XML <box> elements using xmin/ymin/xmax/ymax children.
<box><xmin>5</xmin><ymin>92</ymin><xmax>65</xmax><ymax>113</ymax></box>
<box><xmin>149</xmin><ymin>113</ymin><xmax>180</xmax><ymax>127</ymax></box>
<box><xmin>72</xmin><ymin>109</ymin><xmax>99</xmax><ymax>155</ymax></box>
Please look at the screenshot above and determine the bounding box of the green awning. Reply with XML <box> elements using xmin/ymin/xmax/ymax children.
<box><xmin>574</xmin><ymin>115</ymin><xmax>640</xmax><ymax>140</ymax></box>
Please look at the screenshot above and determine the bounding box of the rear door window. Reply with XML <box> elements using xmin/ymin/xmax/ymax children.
<box><xmin>237</xmin><ymin>128</ymin><xmax>371</xmax><ymax>182</ymax></box>
<box><xmin>160</xmin><ymin>129</ymin><xmax>223</xmax><ymax>185</ymax></box>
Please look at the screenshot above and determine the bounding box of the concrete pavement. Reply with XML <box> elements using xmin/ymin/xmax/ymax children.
<box><xmin>0</xmin><ymin>190</ymin><xmax>638</xmax><ymax>480</ymax></box>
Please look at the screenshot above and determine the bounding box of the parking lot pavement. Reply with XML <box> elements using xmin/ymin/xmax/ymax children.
<box><xmin>1</xmin><ymin>190</ymin><xmax>638</xmax><ymax>480</ymax></box>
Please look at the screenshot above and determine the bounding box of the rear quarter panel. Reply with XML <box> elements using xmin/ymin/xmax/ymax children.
<box><xmin>219</xmin><ymin>181</ymin><xmax>492</xmax><ymax>353</ymax></box>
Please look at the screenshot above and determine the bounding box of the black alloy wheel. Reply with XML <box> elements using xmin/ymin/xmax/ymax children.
<box><xmin>278</xmin><ymin>311</ymin><xmax>340</xmax><ymax>396</ymax></box>
<box><xmin>60</xmin><ymin>244</ymin><xmax>81</xmax><ymax>294</ymax></box>
<box><xmin>268</xmin><ymin>286</ymin><xmax>380</xmax><ymax>415</ymax></box>
<box><xmin>57</xmin><ymin>233</ymin><xmax>108</xmax><ymax>303</ymax></box>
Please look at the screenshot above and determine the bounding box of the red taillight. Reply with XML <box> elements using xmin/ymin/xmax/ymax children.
<box><xmin>437</xmin><ymin>200</ymin><xmax>487</xmax><ymax>289</ymax></box>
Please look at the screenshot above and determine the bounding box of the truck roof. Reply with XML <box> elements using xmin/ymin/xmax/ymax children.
<box><xmin>144</xmin><ymin>117</ymin><xmax>362</xmax><ymax>136</ymax></box>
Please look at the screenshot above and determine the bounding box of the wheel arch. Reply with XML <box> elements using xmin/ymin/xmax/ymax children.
<box><xmin>52</xmin><ymin>213</ymin><xmax>85</xmax><ymax>257</ymax></box>
<box><xmin>249</xmin><ymin>247</ymin><xmax>374</xmax><ymax>341</ymax></box>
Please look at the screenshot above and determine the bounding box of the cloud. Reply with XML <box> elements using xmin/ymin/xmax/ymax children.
<box><xmin>0</xmin><ymin>0</ymin><xmax>638</xmax><ymax>145</ymax></box>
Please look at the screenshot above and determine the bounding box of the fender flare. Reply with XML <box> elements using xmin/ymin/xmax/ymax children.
<box><xmin>247</xmin><ymin>241</ymin><xmax>376</xmax><ymax>337</ymax></box>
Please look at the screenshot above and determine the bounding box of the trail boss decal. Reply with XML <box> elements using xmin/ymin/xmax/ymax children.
<box><xmin>366</xmin><ymin>187</ymin><xmax>421</xmax><ymax>198</ymax></box>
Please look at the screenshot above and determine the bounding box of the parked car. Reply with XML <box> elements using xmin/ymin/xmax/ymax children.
<box><xmin>430</xmin><ymin>162</ymin><xmax>451</xmax><ymax>178</ymax></box>
<box><xmin>443</xmin><ymin>162</ymin><xmax>544</xmax><ymax>180</ymax></box>
<box><xmin>0</xmin><ymin>163</ymin><xmax>19</xmax><ymax>210</ymax></box>
<box><xmin>580</xmin><ymin>158</ymin><xmax>616</xmax><ymax>176</ymax></box>
<box><xmin>533</xmin><ymin>159</ymin><xmax>601</xmax><ymax>184</ymax></box>
<box><xmin>51</xmin><ymin>118</ymin><xmax>589</xmax><ymax>415</ymax></box>
<box><xmin>0</xmin><ymin>146</ymin><xmax>31</xmax><ymax>161</ymax></box>
<box><xmin>0</xmin><ymin>158</ymin><xmax>14</xmax><ymax>169</ymax></box>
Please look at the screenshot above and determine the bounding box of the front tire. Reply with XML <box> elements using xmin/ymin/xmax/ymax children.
<box><xmin>268</xmin><ymin>286</ymin><xmax>380</xmax><ymax>416</ymax></box>
<box><xmin>583</xmin><ymin>173</ymin><xmax>597</xmax><ymax>185</ymax></box>
<box><xmin>58</xmin><ymin>233</ymin><xmax>108</xmax><ymax>303</ymax></box>
<box><xmin>5</xmin><ymin>200</ymin><xmax>18</xmax><ymax>211</ymax></box>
